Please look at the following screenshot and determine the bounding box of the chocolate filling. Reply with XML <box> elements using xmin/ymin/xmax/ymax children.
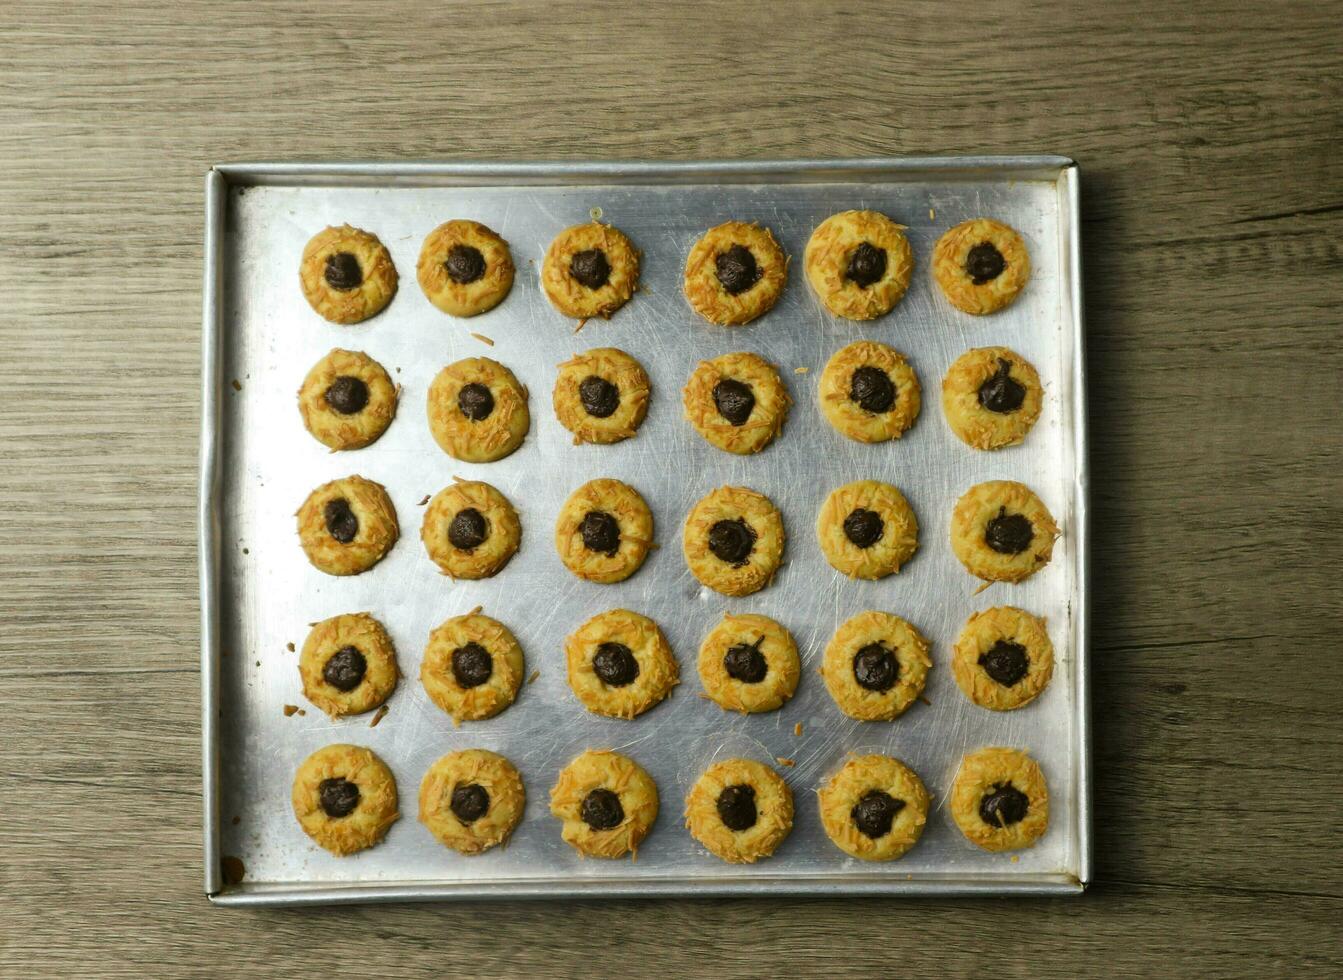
<box><xmin>322</xmin><ymin>646</ymin><xmax>367</xmax><ymax>692</ymax></box>
<box><xmin>580</xmin><ymin>788</ymin><xmax>624</xmax><ymax>830</ymax></box>
<box><xmin>979</xmin><ymin>639</ymin><xmax>1029</xmax><ymax>686</ymax></box>
<box><xmin>323</xmin><ymin>498</ymin><xmax>358</xmax><ymax>543</ymax></box>
<box><xmin>965</xmin><ymin>242</ymin><xmax>1006</xmax><ymax>285</ymax></box>
<box><xmin>592</xmin><ymin>641</ymin><xmax>639</xmax><ymax>687</ymax></box>
<box><xmin>852</xmin><ymin>642</ymin><xmax>898</xmax><ymax>692</ymax></box>
<box><xmin>715</xmin><ymin>244</ymin><xmax>761</xmax><ymax>295</ymax></box>
<box><xmin>318</xmin><ymin>777</ymin><xmax>360</xmax><ymax>818</ymax></box>
<box><xmin>451</xmin><ymin>641</ymin><xmax>493</xmax><ymax>688</ymax></box>
<box><xmin>984</xmin><ymin>507</ymin><xmax>1034</xmax><ymax>555</ymax></box>
<box><xmin>450</xmin><ymin>783</ymin><xmax>490</xmax><ymax>823</ymax></box>
<box><xmin>849</xmin><ymin>366</ymin><xmax>895</xmax><ymax>413</ymax></box>
<box><xmin>976</xmin><ymin>358</ymin><xmax>1026</xmax><ymax>414</ymax></box>
<box><xmin>323</xmin><ymin>252</ymin><xmax>363</xmax><ymax>290</ymax></box>
<box><xmin>323</xmin><ymin>375</ymin><xmax>369</xmax><ymax>415</ymax></box>
<box><xmin>979</xmin><ymin>784</ymin><xmax>1029</xmax><ymax>827</ymax></box>
<box><xmin>715</xmin><ymin>784</ymin><xmax>758</xmax><ymax>831</ymax></box>
<box><xmin>707</xmin><ymin>518</ymin><xmax>756</xmax><ymax>566</ymax></box>
<box><xmin>846</xmin><ymin>242</ymin><xmax>887</xmax><ymax>287</ymax></box>
<box><xmin>457</xmin><ymin>382</ymin><xmax>495</xmax><ymax>422</ymax></box>
<box><xmin>712</xmin><ymin>378</ymin><xmax>755</xmax><ymax>426</ymax></box>
<box><xmin>723</xmin><ymin>636</ymin><xmax>768</xmax><ymax>684</ymax></box>
<box><xmin>843</xmin><ymin>508</ymin><xmax>884</xmax><ymax>548</ymax></box>
<box><xmin>850</xmin><ymin>789</ymin><xmax>905</xmax><ymax>839</ymax></box>
<box><xmin>444</xmin><ymin>243</ymin><xmax>486</xmax><ymax>285</ymax></box>
<box><xmin>570</xmin><ymin>248</ymin><xmax>611</xmax><ymax>289</ymax></box>
<box><xmin>579</xmin><ymin>375</ymin><xmax>620</xmax><ymax>418</ymax></box>
<box><xmin>448</xmin><ymin>507</ymin><xmax>489</xmax><ymax>551</ymax></box>
<box><xmin>579</xmin><ymin>510</ymin><xmax>621</xmax><ymax>556</ymax></box>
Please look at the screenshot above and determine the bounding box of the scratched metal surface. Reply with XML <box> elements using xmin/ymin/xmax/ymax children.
<box><xmin>205</xmin><ymin>160</ymin><xmax>1086</xmax><ymax>903</ymax></box>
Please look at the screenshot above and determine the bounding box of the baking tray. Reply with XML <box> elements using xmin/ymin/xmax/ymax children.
<box><xmin>200</xmin><ymin>157</ymin><xmax>1089</xmax><ymax>905</ymax></box>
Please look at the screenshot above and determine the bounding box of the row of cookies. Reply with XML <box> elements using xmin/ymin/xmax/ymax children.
<box><xmin>298</xmin><ymin>604</ymin><xmax>1054</xmax><ymax>725</ymax></box>
<box><xmin>299</xmin><ymin>342</ymin><xmax>1044</xmax><ymax>457</ymax></box>
<box><xmin>293</xmin><ymin>743</ymin><xmax>1049</xmax><ymax>862</ymax></box>
<box><xmin>297</xmin><ymin>475</ymin><xmax>1059</xmax><ymax>593</ymax></box>
<box><xmin>299</xmin><ymin>213</ymin><xmax>1031</xmax><ymax>327</ymax></box>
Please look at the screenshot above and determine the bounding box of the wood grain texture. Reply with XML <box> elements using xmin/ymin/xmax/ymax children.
<box><xmin>1</xmin><ymin>0</ymin><xmax>1341</xmax><ymax>975</ymax></box>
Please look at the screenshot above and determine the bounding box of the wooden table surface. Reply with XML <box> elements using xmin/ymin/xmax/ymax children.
<box><xmin>3</xmin><ymin>1</ymin><xmax>1340</xmax><ymax>976</ymax></box>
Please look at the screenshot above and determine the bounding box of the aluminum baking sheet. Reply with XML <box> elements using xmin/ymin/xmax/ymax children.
<box><xmin>200</xmin><ymin>158</ymin><xmax>1089</xmax><ymax>905</ymax></box>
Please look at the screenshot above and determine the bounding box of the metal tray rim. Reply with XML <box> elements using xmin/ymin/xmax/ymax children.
<box><xmin>199</xmin><ymin>156</ymin><xmax>1090</xmax><ymax>905</ymax></box>
<box><xmin>210</xmin><ymin>155</ymin><xmax>1078</xmax><ymax>187</ymax></box>
<box><xmin>209</xmin><ymin>873</ymin><xmax>1083</xmax><ymax>908</ymax></box>
<box><xmin>216</xmin><ymin>154</ymin><xmax>1076</xmax><ymax>169</ymax></box>
<box><xmin>1062</xmin><ymin>163</ymin><xmax>1093</xmax><ymax>887</ymax></box>
<box><xmin>200</xmin><ymin>168</ymin><xmax>226</xmax><ymax>897</ymax></box>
